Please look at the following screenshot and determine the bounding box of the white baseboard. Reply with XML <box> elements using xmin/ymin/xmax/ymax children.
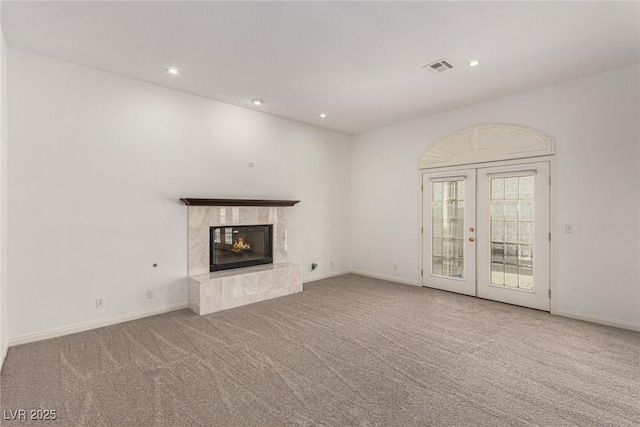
<box><xmin>349</xmin><ymin>269</ymin><xmax>419</xmax><ymax>286</ymax></box>
<box><xmin>304</xmin><ymin>270</ymin><xmax>351</xmax><ymax>283</ymax></box>
<box><xmin>553</xmin><ymin>308</ymin><xmax>640</xmax><ymax>332</ymax></box>
<box><xmin>8</xmin><ymin>302</ymin><xmax>189</xmax><ymax>347</ymax></box>
<box><xmin>7</xmin><ymin>281</ymin><xmax>637</xmax><ymax>351</ymax></box>
<box><xmin>349</xmin><ymin>270</ymin><xmax>639</xmax><ymax>332</ymax></box>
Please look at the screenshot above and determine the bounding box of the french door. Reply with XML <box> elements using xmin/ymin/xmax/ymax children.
<box><xmin>422</xmin><ymin>161</ymin><xmax>550</xmax><ymax>311</ymax></box>
<box><xmin>422</xmin><ymin>170</ymin><xmax>477</xmax><ymax>296</ymax></box>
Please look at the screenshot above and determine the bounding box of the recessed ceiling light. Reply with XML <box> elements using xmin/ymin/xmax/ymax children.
<box><xmin>250</xmin><ymin>98</ymin><xmax>264</xmax><ymax>106</ymax></box>
<box><xmin>167</xmin><ymin>67</ymin><xmax>179</xmax><ymax>75</ymax></box>
<box><xmin>468</xmin><ymin>60</ymin><xmax>480</xmax><ymax>67</ymax></box>
<box><xmin>319</xmin><ymin>113</ymin><xmax>327</xmax><ymax>118</ymax></box>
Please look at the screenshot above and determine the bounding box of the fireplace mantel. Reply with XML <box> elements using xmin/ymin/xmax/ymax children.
<box><xmin>180</xmin><ymin>198</ymin><xmax>300</xmax><ymax>207</ymax></box>
<box><xmin>184</xmin><ymin>202</ymin><xmax>303</xmax><ymax>316</ymax></box>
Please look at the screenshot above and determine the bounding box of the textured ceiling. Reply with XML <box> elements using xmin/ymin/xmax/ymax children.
<box><xmin>3</xmin><ymin>1</ymin><xmax>639</xmax><ymax>134</ymax></box>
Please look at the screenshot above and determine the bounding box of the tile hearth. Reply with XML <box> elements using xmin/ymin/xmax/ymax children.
<box><xmin>188</xmin><ymin>262</ymin><xmax>302</xmax><ymax>315</ymax></box>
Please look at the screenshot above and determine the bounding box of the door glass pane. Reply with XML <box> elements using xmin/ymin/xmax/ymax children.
<box><xmin>432</xmin><ymin>256</ymin><xmax>443</xmax><ymax>275</ymax></box>
<box><xmin>432</xmin><ymin>180</ymin><xmax>464</xmax><ymax>278</ymax></box>
<box><xmin>443</xmin><ymin>239</ymin><xmax>453</xmax><ymax>257</ymax></box>
<box><xmin>505</xmin><ymin>222</ymin><xmax>518</xmax><ymax>243</ymax></box>
<box><xmin>505</xmin><ymin>201</ymin><xmax>518</xmax><ymax>220</ymax></box>
<box><xmin>505</xmin><ymin>265</ymin><xmax>519</xmax><ymax>287</ymax></box>
<box><xmin>518</xmin><ymin>267</ymin><xmax>533</xmax><ymax>289</ymax></box>
<box><xmin>491</xmin><ymin>243</ymin><xmax>504</xmax><ymax>263</ymax></box>
<box><xmin>491</xmin><ymin>200</ymin><xmax>505</xmax><ymax>220</ymax></box>
<box><xmin>491</xmin><ymin>221</ymin><xmax>504</xmax><ymax>241</ymax></box>
<box><xmin>432</xmin><ymin>237</ymin><xmax>442</xmax><ymax>256</ymax></box>
<box><xmin>432</xmin><ymin>220</ymin><xmax>442</xmax><ymax>237</ymax></box>
<box><xmin>455</xmin><ymin>239</ymin><xmax>464</xmax><ymax>257</ymax></box>
<box><xmin>489</xmin><ymin>175</ymin><xmax>535</xmax><ymax>290</ymax></box>
<box><xmin>505</xmin><ymin>178</ymin><xmax>519</xmax><ymax>199</ymax></box>
<box><xmin>491</xmin><ymin>178</ymin><xmax>504</xmax><ymax>199</ymax></box>
<box><xmin>491</xmin><ymin>263</ymin><xmax>504</xmax><ymax>285</ymax></box>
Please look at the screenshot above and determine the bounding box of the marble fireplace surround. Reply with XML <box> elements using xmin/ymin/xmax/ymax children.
<box><xmin>182</xmin><ymin>199</ymin><xmax>303</xmax><ymax>315</ymax></box>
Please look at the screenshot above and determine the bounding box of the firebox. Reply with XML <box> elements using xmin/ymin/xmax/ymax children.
<box><xmin>209</xmin><ymin>224</ymin><xmax>273</xmax><ymax>272</ymax></box>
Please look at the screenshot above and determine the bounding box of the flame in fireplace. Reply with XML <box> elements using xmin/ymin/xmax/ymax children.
<box><xmin>233</xmin><ymin>237</ymin><xmax>251</xmax><ymax>252</ymax></box>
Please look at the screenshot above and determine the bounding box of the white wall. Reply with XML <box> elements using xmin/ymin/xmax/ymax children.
<box><xmin>351</xmin><ymin>65</ymin><xmax>640</xmax><ymax>328</ymax></box>
<box><xmin>5</xmin><ymin>49</ymin><xmax>639</xmax><ymax>341</ymax></box>
<box><xmin>7</xmin><ymin>49</ymin><xmax>351</xmax><ymax>339</ymax></box>
<box><xmin>0</xmin><ymin>9</ymin><xmax>8</xmax><ymax>367</ymax></box>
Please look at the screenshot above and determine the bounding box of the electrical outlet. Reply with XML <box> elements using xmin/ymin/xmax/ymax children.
<box><xmin>95</xmin><ymin>297</ymin><xmax>104</xmax><ymax>309</ymax></box>
<box><xmin>146</xmin><ymin>289</ymin><xmax>154</xmax><ymax>299</ymax></box>
<box><xmin>394</xmin><ymin>263</ymin><xmax>398</xmax><ymax>271</ymax></box>
<box><xmin>330</xmin><ymin>260</ymin><xmax>333</xmax><ymax>267</ymax></box>
<box><xmin>311</xmin><ymin>263</ymin><xmax>318</xmax><ymax>271</ymax></box>
<box><xmin>248</xmin><ymin>162</ymin><xmax>255</xmax><ymax>168</ymax></box>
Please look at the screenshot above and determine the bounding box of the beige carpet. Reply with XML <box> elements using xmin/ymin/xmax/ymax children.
<box><xmin>1</xmin><ymin>274</ymin><xmax>638</xmax><ymax>426</ymax></box>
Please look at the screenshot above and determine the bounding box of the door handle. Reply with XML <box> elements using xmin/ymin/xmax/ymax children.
<box><xmin>468</xmin><ymin>237</ymin><xmax>475</xmax><ymax>242</ymax></box>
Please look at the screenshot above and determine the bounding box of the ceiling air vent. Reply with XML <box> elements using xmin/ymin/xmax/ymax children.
<box><xmin>422</xmin><ymin>59</ymin><xmax>454</xmax><ymax>74</ymax></box>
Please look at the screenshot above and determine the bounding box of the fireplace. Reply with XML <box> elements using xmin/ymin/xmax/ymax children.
<box><xmin>210</xmin><ymin>224</ymin><xmax>273</xmax><ymax>272</ymax></box>
<box><xmin>183</xmin><ymin>201</ymin><xmax>302</xmax><ymax>316</ymax></box>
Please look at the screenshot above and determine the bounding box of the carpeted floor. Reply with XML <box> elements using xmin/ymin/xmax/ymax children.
<box><xmin>1</xmin><ymin>274</ymin><xmax>638</xmax><ymax>426</ymax></box>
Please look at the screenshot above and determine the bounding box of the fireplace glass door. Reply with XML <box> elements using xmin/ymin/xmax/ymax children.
<box><xmin>210</xmin><ymin>225</ymin><xmax>273</xmax><ymax>272</ymax></box>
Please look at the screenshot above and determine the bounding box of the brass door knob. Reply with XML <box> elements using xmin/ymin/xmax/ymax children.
<box><xmin>469</xmin><ymin>237</ymin><xmax>475</xmax><ymax>242</ymax></box>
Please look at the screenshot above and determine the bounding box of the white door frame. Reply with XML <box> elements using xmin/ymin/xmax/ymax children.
<box><xmin>419</xmin><ymin>155</ymin><xmax>555</xmax><ymax>311</ymax></box>
<box><xmin>418</xmin><ymin>124</ymin><xmax>556</xmax><ymax>311</ymax></box>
